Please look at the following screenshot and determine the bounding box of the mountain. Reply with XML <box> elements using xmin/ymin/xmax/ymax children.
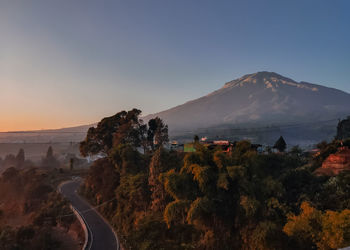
<box><xmin>145</xmin><ymin>72</ymin><xmax>350</xmax><ymax>132</ymax></box>
<box><xmin>4</xmin><ymin>71</ymin><xmax>349</xmax><ymax>146</ymax></box>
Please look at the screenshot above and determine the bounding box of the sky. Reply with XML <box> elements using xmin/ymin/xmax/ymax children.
<box><xmin>0</xmin><ymin>0</ymin><xmax>349</xmax><ymax>131</ymax></box>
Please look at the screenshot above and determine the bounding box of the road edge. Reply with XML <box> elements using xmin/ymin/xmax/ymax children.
<box><xmin>92</xmin><ymin>202</ymin><xmax>122</xmax><ymax>250</ymax></box>
<box><xmin>75</xmin><ymin>191</ymin><xmax>122</xmax><ymax>250</ymax></box>
<box><xmin>57</xmin><ymin>180</ymin><xmax>90</xmax><ymax>250</ymax></box>
<box><xmin>70</xmin><ymin>205</ymin><xmax>90</xmax><ymax>250</ymax></box>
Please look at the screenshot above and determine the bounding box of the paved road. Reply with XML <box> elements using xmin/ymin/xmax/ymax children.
<box><xmin>59</xmin><ymin>180</ymin><xmax>119</xmax><ymax>250</ymax></box>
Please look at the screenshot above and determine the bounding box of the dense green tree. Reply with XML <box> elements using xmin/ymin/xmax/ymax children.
<box><xmin>284</xmin><ymin>202</ymin><xmax>350</xmax><ymax>249</ymax></box>
<box><xmin>83</xmin><ymin>158</ymin><xmax>119</xmax><ymax>213</ymax></box>
<box><xmin>149</xmin><ymin>147</ymin><xmax>181</xmax><ymax>212</ymax></box>
<box><xmin>79</xmin><ymin>110</ymin><xmax>350</xmax><ymax>250</ymax></box>
<box><xmin>80</xmin><ymin>110</ymin><xmax>169</xmax><ymax>157</ymax></box>
<box><xmin>313</xmin><ymin>172</ymin><xmax>350</xmax><ymax>211</ymax></box>
<box><xmin>113</xmin><ymin>173</ymin><xmax>150</xmax><ymax>235</ymax></box>
<box><xmin>147</xmin><ymin>118</ymin><xmax>158</xmax><ymax>150</ymax></box>
<box><xmin>110</xmin><ymin>144</ymin><xmax>146</xmax><ymax>175</ymax></box>
<box><xmin>147</xmin><ymin>117</ymin><xmax>169</xmax><ymax>150</ymax></box>
<box><xmin>164</xmin><ymin>200</ymin><xmax>191</xmax><ymax>227</ymax></box>
<box><xmin>80</xmin><ymin>109</ymin><xmax>143</xmax><ymax>156</ymax></box>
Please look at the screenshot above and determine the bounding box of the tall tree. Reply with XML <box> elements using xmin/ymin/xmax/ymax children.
<box><xmin>273</xmin><ymin>136</ymin><xmax>287</xmax><ymax>152</ymax></box>
<box><xmin>154</xmin><ymin>118</ymin><xmax>169</xmax><ymax>148</ymax></box>
<box><xmin>147</xmin><ymin>118</ymin><xmax>157</xmax><ymax>150</ymax></box>
<box><xmin>15</xmin><ymin>148</ymin><xmax>25</xmax><ymax>167</ymax></box>
<box><xmin>69</xmin><ymin>158</ymin><xmax>74</xmax><ymax>171</ymax></box>
<box><xmin>46</xmin><ymin>146</ymin><xmax>54</xmax><ymax>159</ymax></box>
<box><xmin>149</xmin><ymin>147</ymin><xmax>180</xmax><ymax>212</ymax></box>
<box><xmin>42</xmin><ymin>146</ymin><xmax>59</xmax><ymax>168</ymax></box>
<box><xmin>80</xmin><ymin>109</ymin><xmax>144</xmax><ymax>156</ymax></box>
<box><xmin>194</xmin><ymin>135</ymin><xmax>199</xmax><ymax>143</ymax></box>
<box><xmin>147</xmin><ymin>117</ymin><xmax>169</xmax><ymax>150</ymax></box>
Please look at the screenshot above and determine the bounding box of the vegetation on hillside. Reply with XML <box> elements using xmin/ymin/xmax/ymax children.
<box><xmin>81</xmin><ymin>109</ymin><xmax>350</xmax><ymax>250</ymax></box>
<box><xmin>0</xmin><ymin>148</ymin><xmax>34</xmax><ymax>172</ymax></box>
<box><xmin>0</xmin><ymin>147</ymin><xmax>86</xmax><ymax>250</ymax></box>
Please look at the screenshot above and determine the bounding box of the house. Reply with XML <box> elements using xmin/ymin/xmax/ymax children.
<box><xmin>213</xmin><ymin>140</ymin><xmax>230</xmax><ymax>145</ymax></box>
<box><xmin>184</xmin><ymin>143</ymin><xmax>196</xmax><ymax>153</ymax></box>
<box><xmin>170</xmin><ymin>140</ymin><xmax>179</xmax><ymax>150</ymax></box>
<box><xmin>251</xmin><ymin>144</ymin><xmax>263</xmax><ymax>153</ymax></box>
<box><xmin>179</xmin><ymin>139</ymin><xmax>262</xmax><ymax>154</ymax></box>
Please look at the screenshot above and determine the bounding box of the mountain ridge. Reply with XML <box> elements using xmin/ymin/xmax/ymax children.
<box><xmin>143</xmin><ymin>71</ymin><xmax>350</xmax><ymax>133</ymax></box>
<box><xmin>2</xmin><ymin>71</ymin><xmax>349</xmax><ymax>145</ymax></box>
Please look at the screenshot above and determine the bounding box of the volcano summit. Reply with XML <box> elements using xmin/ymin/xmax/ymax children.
<box><xmin>145</xmin><ymin>72</ymin><xmax>350</xmax><ymax>133</ymax></box>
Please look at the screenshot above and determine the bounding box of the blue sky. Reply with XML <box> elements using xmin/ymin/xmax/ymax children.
<box><xmin>0</xmin><ymin>0</ymin><xmax>349</xmax><ymax>130</ymax></box>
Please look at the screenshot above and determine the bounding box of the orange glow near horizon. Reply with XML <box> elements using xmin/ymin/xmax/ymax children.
<box><xmin>0</xmin><ymin>79</ymin><xmax>99</xmax><ymax>132</ymax></box>
<box><xmin>0</xmin><ymin>116</ymin><xmax>93</xmax><ymax>132</ymax></box>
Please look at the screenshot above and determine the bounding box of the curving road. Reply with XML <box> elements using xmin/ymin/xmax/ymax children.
<box><xmin>59</xmin><ymin>180</ymin><xmax>119</xmax><ymax>250</ymax></box>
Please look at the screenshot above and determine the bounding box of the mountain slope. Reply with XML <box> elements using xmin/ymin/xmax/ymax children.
<box><xmin>144</xmin><ymin>72</ymin><xmax>350</xmax><ymax>132</ymax></box>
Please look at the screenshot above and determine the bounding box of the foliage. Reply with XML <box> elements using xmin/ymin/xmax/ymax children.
<box><xmin>284</xmin><ymin>202</ymin><xmax>350</xmax><ymax>249</ymax></box>
<box><xmin>0</xmin><ymin>167</ymin><xmax>76</xmax><ymax>249</ymax></box>
<box><xmin>0</xmin><ymin>148</ymin><xmax>33</xmax><ymax>171</ymax></box>
<box><xmin>149</xmin><ymin>147</ymin><xmax>181</xmax><ymax>212</ymax></box>
<box><xmin>80</xmin><ymin>109</ymin><xmax>169</xmax><ymax>157</ymax></box>
<box><xmin>147</xmin><ymin>117</ymin><xmax>169</xmax><ymax>150</ymax></box>
<box><xmin>164</xmin><ymin>200</ymin><xmax>191</xmax><ymax>227</ymax></box>
<box><xmin>80</xmin><ymin>110</ymin><xmax>350</xmax><ymax>250</ymax></box>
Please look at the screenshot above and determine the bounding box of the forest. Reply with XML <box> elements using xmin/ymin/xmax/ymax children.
<box><xmin>0</xmin><ymin>147</ymin><xmax>85</xmax><ymax>250</ymax></box>
<box><xmin>80</xmin><ymin>109</ymin><xmax>350</xmax><ymax>250</ymax></box>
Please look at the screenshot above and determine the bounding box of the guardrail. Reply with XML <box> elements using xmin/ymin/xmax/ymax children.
<box><xmin>70</xmin><ymin>205</ymin><xmax>90</xmax><ymax>250</ymax></box>
<box><xmin>58</xmin><ymin>180</ymin><xmax>120</xmax><ymax>250</ymax></box>
<box><xmin>58</xmin><ymin>181</ymin><xmax>92</xmax><ymax>250</ymax></box>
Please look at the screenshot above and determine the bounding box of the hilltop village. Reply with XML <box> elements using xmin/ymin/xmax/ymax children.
<box><xmin>170</xmin><ymin>117</ymin><xmax>350</xmax><ymax>178</ymax></box>
<box><xmin>170</xmin><ymin>138</ymin><xmax>263</xmax><ymax>154</ymax></box>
